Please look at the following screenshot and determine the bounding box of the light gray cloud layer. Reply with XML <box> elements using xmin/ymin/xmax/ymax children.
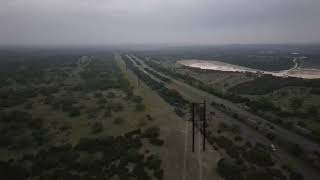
<box><xmin>1</xmin><ymin>0</ymin><xmax>320</xmax><ymax>46</ymax></box>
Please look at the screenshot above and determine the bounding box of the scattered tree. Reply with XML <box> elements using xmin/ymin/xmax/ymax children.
<box><xmin>91</xmin><ymin>122</ymin><xmax>103</xmax><ymax>134</ymax></box>
<box><xmin>113</xmin><ymin>117</ymin><xmax>125</xmax><ymax>125</ymax></box>
<box><xmin>290</xmin><ymin>97</ymin><xmax>303</xmax><ymax>112</ymax></box>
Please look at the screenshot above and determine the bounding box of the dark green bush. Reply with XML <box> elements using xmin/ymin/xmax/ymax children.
<box><xmin>91</xmin><ymin>122</ymin><xmax>103</xmax><ymax>134</ymax></box>
<box><xmin>113</xmin><ymin>117</ymin><xmax>125</xmax><ymax>125</ymax></box>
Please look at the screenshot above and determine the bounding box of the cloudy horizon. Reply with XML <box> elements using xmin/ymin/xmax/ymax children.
<box><xmin>1</xmin><ymin>0</ymin><xmax>320</xmax><ymax>46</ymax></box>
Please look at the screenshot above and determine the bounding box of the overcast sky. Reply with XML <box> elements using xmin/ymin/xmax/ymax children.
<box><xmin>1</xmin><ymin>0</ymin><xmax>320</xmax><ymax>46</ymax></box>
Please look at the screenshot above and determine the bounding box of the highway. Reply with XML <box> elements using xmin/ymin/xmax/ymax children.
<box><xmin>127</xmin><ymin>54</ymin><xmax>320</xmax><ymax>180</ymax></box>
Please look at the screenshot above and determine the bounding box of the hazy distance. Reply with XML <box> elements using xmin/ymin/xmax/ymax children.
<box><xmin>1</xmin><ymin>0</ymin><xmax>320</xmax><ymax>46</ymax></box>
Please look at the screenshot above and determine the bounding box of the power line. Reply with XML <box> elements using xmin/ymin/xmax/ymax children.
<box><xmin>191</xmin><ymin>100</ymin><xmax>208</xmax><ymax>152</ymax></box>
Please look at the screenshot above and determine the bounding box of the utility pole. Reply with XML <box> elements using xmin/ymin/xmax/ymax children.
<box><xmin>190</xmin><ymin>100</ymin><xmax>207</xmax><ymax>152</ymax></box>
<box><xmin>192</xmin><ymin>103</ymin><xmax>195</xmax><ymax>152</ymax></box>
<box><xmin>203</xmin><ymin>100</ymin><xmax>206</xmax><ymax>151</ymax></box>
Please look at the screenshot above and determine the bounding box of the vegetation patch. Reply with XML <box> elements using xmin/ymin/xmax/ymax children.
<box><xmin>0</xmin><ymin>129</ymin><xmax>164</xmax><ymax>180</ymax></box>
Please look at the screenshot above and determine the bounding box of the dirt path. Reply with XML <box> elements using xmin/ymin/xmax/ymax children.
<box><xmin>198</xmin><ymin>131</ymin><xmax>203</xmax><ymax>180</ymax></box>
<box><xmin>116</xmin><ymin>54</ymin><xmax>223</xmax><ymax>180</ymax></box>
<box><xmin>182</xmin><ymin>122</ymin><xmax>189</xmax><ymax>180</ymax></box>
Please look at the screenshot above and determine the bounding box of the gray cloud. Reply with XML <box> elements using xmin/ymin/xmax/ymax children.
<box><xmin>0</xmin><ymin>0</ymin><xmax>320</xmax><ymax>46</ymax></box>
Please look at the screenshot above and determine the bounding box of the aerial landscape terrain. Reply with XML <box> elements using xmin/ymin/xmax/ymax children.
<box><xmin>1</xmin><ymin>45</ymin><xmax>320</xmax><ymax>180</ymax></box>
<box><xmin>1</xmin><ymin>0</ymin><xmax>320</xmax><ymax>179</ymax></box>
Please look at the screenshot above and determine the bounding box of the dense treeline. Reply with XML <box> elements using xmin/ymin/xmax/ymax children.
<box><xmin>0</xmin><ymin>53</ymin><xmax>78</xmax><ymax>87</ymax></box>
<box><xmin>0</xmin><ymin>85</ymin><xmax>60</xmax><ymax>108</ymax></box>
<box><xmin>0</xmin><ymin>51</ymin><xmax>81</xmax><ymax>107</ymax></box>
<box><xmin>230</xmin><ymin>75</ymin><xmax>320</xmax><ymax>95</ymax></box>
<box><xmin>310</xmin><ymin>88</ymin><xmax>320</xmax><ymax>95</ymax></box>
<box><xmin>217</xmin><ymin>158</ymin><xmax>290</xmax><ymax>180</ymax></box>
<box><xmin>0</xmin><ymin>110</ymin><xmax>50</xmax><ymax>150</ymax></box>
<box><xmin>209</xmin><ymin>135</ymin><xmax>274</xmax><ymax>167</ymax></box>
<box><xmin>207</xmin><ymin>134</ymin><xmax>299</xmax><ymax>180</ymax></box>
<box><xmin>0</xmin><ymin>128</ymin><xmax>164</xmax><ymax>180</ymax></box>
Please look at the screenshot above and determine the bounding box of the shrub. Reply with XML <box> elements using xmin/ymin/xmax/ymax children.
<box><xmin>230</xmin><ymin>125</ymin><xmax>240</xmax><ymax>134</ymax></box>
<box><xmin>24</xmin><ymin>102</ymin><xmax>33</xmax><ymax>109</ymax></box>
<box><xmin>86</xmin><ymin>107</ymin><xmax>99</xmax><ymax>118</ymax></box>
<box><xmin>132</xmin><ymin>96</ymin><xmax>143</xmax><ymax>103</ymax></box>
<box><xmin>307</xmin><ymin>105</ymin><xmax>318</xmax><ymax>118</ymax></box>
<box><xmin>149</xmin><ymin>138</ymin><xmax>164</xmax><ymax>146</ymax></box>
<box><xmin>144</xmin><ymin>126</ymin><xmax>160</xmax><ymax>139</ymax></box>
<box><xmin>226</xmin><ymin>145</ymin><xmax>241</xmax><ymax>159</ymax></box>
<box><xmin>60</xmin><ymin>123</ymin><xmax>72</xmax><ymax>131</ymax></box>
<box><xmin>291</xmin><ymin>144</ymin><xmax>303</xmax><ymax>156</ymax></box>
<box><xmin>218</xmin><ymin>122</ymin><xmax>228</xmax><ymax>131</ymax></box>
<box><xmin>96</xmin><ymin>97</ymin><xmax>107</xmax><ymax>105</ymax></box>
<box><xmin>107</xmin><ymin>92</ymin><xmax>116</xmax><ymax>98</ymax></box>
<box><xmin>174</xmin><ymin>108</ymin><xmax>185</xmax><ymax>117</ymax></box>
<box><xmin>290</xmin><ymin>171</ymin><xmax>304</xmax><ymax>180</ymax></box>
<box><xmin>138</xmin><ymin>119</ymin><xmax>147</xmax><ymax>127</ymax></box>
<box><xmin>234</xmin><ymin>135</ymin><xmax>243</xmax><ymax>142</ymax></box>
<box><xmin>146</xmin><ymin>114</ymin><xmax>153</xmax><ymax>121</ymax></box>
<box><xmin>216</xmin><ymin>136</ymin><xmax>233</xmax><ymax>149</ymax></box>
<box><xmin>154</xmin><ymin>169</ymin><xmax>164</xmax><ymax>180</ymax></box>
<box><xmin>283</xmin><ymin>121</ymin><xmax>294</xmax><ymax>129</ymax></box>
<box><xmin>217</xmin><ymin>158</ymin><xmax>243</xmax><ymax>180</ymax></box>
<box><xmin>289</xmin><ymin>97</ymin><xmax>303</xmax><ymax>113</ymax></box>
<box><xmin>69</xmin><ymin>107</ymin><xmax>81</xmax><ymax>117</ymax></box>
<box><xmin>112</xmin><ymin>103</ymin><xmax>123</xmax><ymax>112</ymax></box>
<box><xmin>113</xmin><ymin>117</ymin><xmax>125</xmax><ymax>125</ymax></box>
<box><xmin>246</xmin><ymin>168</ymin><xmax>286</xmax><ymax>180</ymax></box>
<box><xmin>133</xmin><ymin>163</ymin><xmax>150</xmax><ymax>179</ymax></box>
<box><xmin>145</xmin><ymin>155</ymin><xmax>162</xmax><ymax>170</ymax></box>
<box><xmin>244</xmin><ymin>145</ymin><xmax>274</xmax><ymax>167</ymax></box>
<box><xmin>124</xmin><ymin>129</ymin><xmax>142</xmax><ymax>137</ymax></box>
<box><xmin>91</xmin><ymin>122</ymin><xmax>103</xmax><ymax>134</ymax></box>
<box><xmin>94</xmin><ymin>92</ymin><xmax>103</xmax><ymax>98</ymax></box>
<box><xmin>103</xmin><ymin>109</ymin><xmax>112</xmax><ymax>117</ymax></box>
<box><xmin>135</xmin><ymin>104</ymin><xmax>146</xmax><ymax>111</ymax></box>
